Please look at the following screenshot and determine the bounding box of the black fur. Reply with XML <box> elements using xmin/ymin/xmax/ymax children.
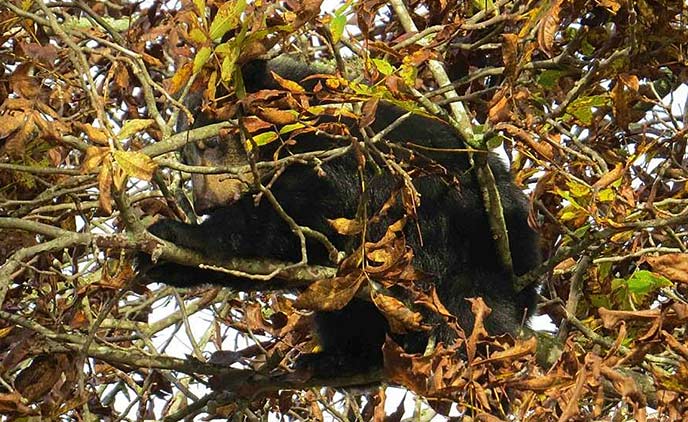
<box><xmin>145</xmin><ymin>58</ymin><xmax>541</xmax><ymax>376</ymax></box>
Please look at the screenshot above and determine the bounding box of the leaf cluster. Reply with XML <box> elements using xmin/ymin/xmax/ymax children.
<box><xmin>0</xmin><ymin>0</ymin><xmax>687</xmax><ymax>420</ymax></box>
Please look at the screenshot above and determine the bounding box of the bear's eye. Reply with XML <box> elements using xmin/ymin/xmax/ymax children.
<box><xmin>199</xmin><ymin>137</ymin><xmax>221</xmax><ymax>150</ymax></box>
<box><xmin>206</xmin><ymin>138</ymin><xmax>221</xmax><ymax>148</ymax></box>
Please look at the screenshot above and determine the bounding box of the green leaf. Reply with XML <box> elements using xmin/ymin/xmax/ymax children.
<box><xmin>571</xmin><ymin>224</ymin><xmax>591</xmax><ymax>239</ymax></box>
<box><xmin>589</xmin><ymin>294</ymin><xmax>612</xmax><ymax>309</ymax></box>
<box><xmin>372</xmin><ymin>58</ymin><xmax>394</xmax><ymax>76</ymax></box>
<box><xmin>220</xmin><ymin>46</ymin><xmax>239</xmax><ymax>82</ymax></box>
<box><xmin>247</xmin><ymin>131</ymin><xmax>279</xmax><ymax>150</ymax></box>
<box><xmin>537</xmin><ymin>70</ymin><xmax>566</xmax><ymax>88</ymax></box>
<box><xmin>567</xmin><ymin>95</ymin><xmax>609</xmax><ymax>125</ymax></box>
<box><xmin>566</xmin><ymin>180</ymin><xmax>590</xmax><ymax>198</ymax></box>
<box><xmin>330</xmin><ymin>14</ymin><xmax>347</xmax><ymax>44</ymax></box>
<box><xmin>554</xmin><ymin>188</ymin><xmax>583</xmax><ymax>209</ymax></box>
<box><xmin>209</xmin><ymin>0</ymin><xmax>246</xmax><ymax>41</ymax></box>
<box><xmin>234</xmin><ymin>67</ymin><xmax>246</xmax><ymax>98</ymax></box>
<box><xmin>279</xmin><ymin>122</ymin><xmax>306</xmax><ymax>135</ymax></box>
<box><xmin>471</xmin><ymin>0</ymin><xmax>494</xmax><ymax>11</ymax></box>
<box><xmin>485</xmin><ymin>135</ymin><xmax>504</xmax><ymax>149</ymax></box>
<box><xmin>598</xmin><ymin>261</ymin><xmax>612</xmax><ymax>281</ymax></box>
<box><xmin>214</xmin><ymin>42</ymin><xmax>231</xmax><ymax>55</ymax></box>
<box><xmin>335</xmin><ymin>0</ymin><xmax>352</xmax><ymax>15</ymax></box>
<box><xmin>580</xmin><ymin>38</ymin><xmax>595</xmax><ymax>56</ymax></box>
<box><xmin>193</xmin><ymin>46</ymin><xmax>212</xmax><ymax>74</ymax></box>
<box><xmin>625</xmin><ymin>270</ymin><xmax>672</xmax><ymax>296</ymax></box>
<box><xmin>349</xmin><ymin>81</ymin><xmax>375</xmax><ymax>96</ymax></box>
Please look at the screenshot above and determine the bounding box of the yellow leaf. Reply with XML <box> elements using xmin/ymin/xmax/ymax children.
<box><xmin>189</xmin><ymin>28</ymin><xmax>207</xmax><ymax>44</ymax></box>
<box><xmin>221</xmin><ymin>49</ymin><xmax>239</xmax><ymax>83</ymax></box>
<box><xmin>167</xmin><ymin>62</ymin><xmax>193</xmax><ymax>95</ymax></box>
<box><xmin>193</xmin><ymin>0</ymin><xmax>206</xmax><ymax>15</ymax></box>
<box><xmin>117</xmin><ymin>119</ymin><xmax>154</xmax><ymax>141</ymax></box>
<box><xmin>246</xmin><ymin>131</ymin><xmax>278</xmax><ymax>151</ymax></box>
<box><xmin>208</xmin><ymin>0</ymin><xmax>246</xmax><ymax>41</ymax></box>
<box><xmin>193</xmin><ymin>46</ymin><xmax>212</xmax><ymax>74</ymax></box>
<box><xmin>328</xmin><ymin>218</ymin><xmax>363</xmax><ymax>235</ymax></box>
<box><xmin>112</xmin><ymin>150</ymin><xmax>157</xmax><ymax>181</ymax></box>
<box><xmin>271</xmin><ymin>71</ymin><xmax>305</xmax><ymax>93</ymax></box>
<box><xmin>81</xmin><ymin>146</ymin><xmax>109</xmax><ymax>173</ymax></box>
<box><xmin>112</xmin><ymin>165</ymin><xmax>127</xmax><ymax>191</ymax></box>
<box><xmin>78</xmin><ymin>123</ymin><xmax>109</xmax><ymax>145</ymax></box>
<box><xmin>0</xmin><ymin>326</ymin><xmax>13</xmax><ymax>339</ymax></box>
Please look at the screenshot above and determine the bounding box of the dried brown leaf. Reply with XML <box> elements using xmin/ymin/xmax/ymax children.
<box><xmin>19</xmin><ymin>42</ymin><xmax>58</xmax><ymax>65</ymax></box>
<box><xmin>495</xmin><ymin>122</ymin><xmax>554</xmax><ymax>160</ymax></box>
<box><xmin>662</xmin><ymin>331</ymin><xmax>688</xmax><ymax>360</ymax></box>
<box><xmin>488</xmin><ymin>89</ymin><xmax>511</xmax><ymax>124</ymax></box>
<box><xmin>502</xmin><ymin>33</ymin><xmax>519</xmax><ymax>78</ymax></box>
<box><xmin>484</xmin><ymin>336</ymin><xmax>537</xmax><ymax>363</ymax></box>
<box><xmin>256</xmin><ymin>107</ymin><xmax>299</xmax><ymax>125</ymax></box>
<box><xmin>465</xmin><ymin>298</ymin><xmax>491</xmax><ymax>362</ymax></box>
<box><xmin>557</xmin><ymin>363</ymin><xmax>587</xmax><ymax>422</ymax></box>
<box><xmin>0</xmin><ymin>112</ymin><xmax>25</xmax><ymax>139</ymax></box>
<box><xmin>382</xmin><ymin>337</ymin><xmax>433</xmax><ymax>394</ymax></box>
<box><xmin>646</xmin><ymin>253</ymin><xmax>688</xmax><ymax>284</ymax></box>
<box><xmin>81</xmin><ymin>146</ymin><xmax>109</xmax><ymax>173</ymax></box>
<box><xmin>371</xmin><ymin>291</ymin><xmax>430</xmax><ymax>334</ymax></box>
<box><xmin>75</xmin><ymin>122</ymin><xmax>109</xmax><ymax>145</ymax></box>
<box><xmin>242</xmin><ymin>116</ymin><xmax>273</xmax><ymax>133</ymax></box>
<box><xmin>294</xmin><ymin>274</ymin><xmax>365</xmax><ymax>311</ymax></box>
<box><xmin>598</xmin><ymin>307</ymin><xmax>660</xmax><ymax>329</ymax></box>
<box><xmin>507</xmin><ymin>372</ymin><xmax>572</xmax><ymax>391</ymax></box>
<box><xmin>15</xmin><ymin>354</ymin><xmax>65</xmax><ymax>402</ymax></box>
<box><xmin>98</xmin><ymin>164</ymin><xmax>113</xmax><ymax>215</ymax></box>
<box><xmin>593</xmin><ymin>163</ymin><xmax>625</xmax><ymax>189</ymax></box>
<box><xmin>360</xmin><ymin>97</ymin><xmax>379</xmax><ymax>128</ymax></box>
<box><xmin>3</xmin><ymin>113</ymin><xmax>34</xmax><ymax>157</ymax></box>
<box><xmin>0</xmin><ymin>392</ymin><xmax>33</xmax><ymax>415</ymax></box>
<box><xmin>537</xmin><ymin>0</ymin><xmax>563</xmax><ymax>58</ymax></box>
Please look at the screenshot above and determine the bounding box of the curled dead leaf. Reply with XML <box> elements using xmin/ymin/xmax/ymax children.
<box><xmin>536</xmin><ymin>0</ymin><xmax>563</xmax><ymax>57</ymax></box>
<box><xmin>371</xmin><ymin>291</ymin><xmax>430</xmax><ymax>334</ymax></box>
<box><xmin>328</xmin><ymin>217</ymin><xmax>364</xmax><ymax>235</ymax></box>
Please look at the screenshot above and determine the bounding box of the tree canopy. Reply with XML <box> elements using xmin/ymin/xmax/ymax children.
<box><xmin>0</xmin><ymin>0</ymin><xmax>687</xmax><ymax>420</ymax></box>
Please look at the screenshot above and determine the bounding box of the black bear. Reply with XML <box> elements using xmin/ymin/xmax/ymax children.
<box><xmin>144</xmin><ymin>57</ymin><xmax>541</xmax><ymax>376</ymax></box>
